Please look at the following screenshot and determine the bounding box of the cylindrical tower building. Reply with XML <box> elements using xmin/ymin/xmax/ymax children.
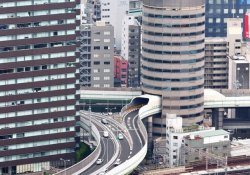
<box><xmin>141</xmin><ymin>0</ymin><xmax>205</xmax><ymax>126</ymax></box>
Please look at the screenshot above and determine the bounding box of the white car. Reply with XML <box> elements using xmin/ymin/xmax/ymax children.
<box><xmin>103</xmin><ymin>131</ymin><xmax>109</xmax><ymax>138</ymax></box>
<box><xmin>118</xmin><ymin>133</ymin><xmax>124</xmax><ymax>140</ymax></box>
<box><xmin>96</xmin><ymin>158</ymin><xmax>103</xmax><ymax>165</ymax></box>
<box><xmin>101</xmin><ymin>118</ymin><xmax>108</xmax><ymax>124</ymax></box>
<box><xmin>114</xmin><ymin>159</ymin><xmax>121</xmax><ymax>166</ymax></box>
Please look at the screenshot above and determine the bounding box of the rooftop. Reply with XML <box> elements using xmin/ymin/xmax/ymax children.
<box><xmin>196</xmin><ymin>129</ymin><xmax>229</xmax><ymax>138</ymax></box>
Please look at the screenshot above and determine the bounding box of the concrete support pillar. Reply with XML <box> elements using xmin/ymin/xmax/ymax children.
<box><xmin>147</xmin><ymin>116</ymin><xmax>153</xmax><ymax>152</ymax></box>
<box><xmin>212</xmin><ymin>108</ymin><xmax>224</xmax><ymax>129</ymax></box>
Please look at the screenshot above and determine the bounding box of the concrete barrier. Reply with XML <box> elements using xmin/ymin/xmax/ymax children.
<box><xmin>54</xmin><ymin>115</ymin><xmax>101</xmax><ymax>175</ymax></box>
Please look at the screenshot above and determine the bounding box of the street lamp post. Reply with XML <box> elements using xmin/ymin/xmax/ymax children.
<box><xmin>60</xmin><ymin>158</ymin><xmax>70</xmax><ymax>175</ymax></box>
<box><xmin>105</xmin><ymin>107</ymin><xmax>116</xmax><ymax>118</ymax></box>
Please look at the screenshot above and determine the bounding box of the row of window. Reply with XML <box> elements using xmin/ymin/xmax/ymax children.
<box><xmin>93</xmin><ymin>84</ymin><xmax>111</xmax><ymax>88</ymax></box>
<box><xmin>163</xmin><ymin>94</ymin><xmax>204</xmax><ymax>101</ymax></box>
<box><xmin>0</xmin><ymin>84</ymin><xmax>75</xmax><ymax>97</ymax></box>
<box><xmin>144</xmin><ymin>30</ymin><xmax>205</xmax><ymax>37</ymax></box>
<box><xmin>0</xmin><ymin>73</ymin><xmax>75</xmax><ymax>86</ymax></box>
<box><xmin>143</xmin><ymin>83</ymin><xmax>203</xmax><ymax>91</ymax></box>
<box><xmin>0</xmin><ymin>8</ymin><xmax>76</xmax><ymax>19</ymax></box>
<box><xmin>0</xmin><ymin>40</ymin><xmax>76</xmax><ymax>53</ymax></box>
<box><xmin>0</xmin><ymin>127</ymin><xmax>74</xmax><ymax>141</ymax></box>
<box><xmin>0</xmin><ymin>110</ymin><xmax>80</xmax><ymax>118</ymax></box>
<box><xmin>143</xmin><ymin>39</ymin><xmax>204</xmax><ymax>46</ymax></box>
<box><xmin>180</xmin><ymin>111</ymin><xmax>204</xmax><ymax>119</ymax></box>
<box><xmin>142</xmin><ymin>21</ymin><xmax>205</xmax><ymax>28</ymax></box>
<box><xmin>142</xmin><ymin>56</ymin><xmax>204</xmax><ymax>64</ymax></box>
<box><xmin>0</xmin><ymin>51</ymin><xmax>75</xmax><ymax>64</ymax></box>
<box><xmin>143</xmin><ymin>12</ymin><xmax>205</xmax><ymax>19</ymax></box>
<box><xmin>142</xmin><ymin>75</ymin><xmax>203</xmax><ymax>83</ymax></box>
<box><xmin>93</xmin><ymin>76</ymin><xmax>111</xmax><ymax>81</ymax></box>
<box><xmin>143</xmin><ymin>48</ymin><xmax>204</xmax><ymax>55</ymax></box>
<box><xmin>0</xmin><ymin>0</ymin><xmax>74</xmax><ymax>8</ymax></box>
<box><xmin>0</xmin><ymin>19</ymin><xmax>75</xmax><ymax>31</ymax></box>
<box><xmin>142</xmin><ymin>65</ymin><xmax>203</xmax><ymax>73</ymax></box>
<box><xmin>0</xmin><ymin>106</ymin><xmax>77</xmax><ymax>119</ymax></box>
<box><xmin>0</xmin><ymin>94</ymin><xmax>75</xmax><ymax>108</ymax></box>
<box><xmin>164</xmin><ymin>102</ymin><xmax>204</xmax><ymax>110</ymax></box>
<box><xmin>0</xmin><ymin>63</ymin><xmax>75</xmax><ymax>75</ymax></box>
<box><xmin>0</xmin><ymin>116</ymin><xmax>75</xmax><ymax>130</ymax></box>
<box><xmin>0</xmin><ymin>137</ymin><xmax>74</xmax><ymax>151</ymax></box>
<box><xmin>0</xmin><ymin>29</ymin><xmax>75</xmax><ymax>42</ymax></box>
<box><xmin>0</xmin><ymin>148</ymin><xmax>74</xmax><ymax>163</ymax></box>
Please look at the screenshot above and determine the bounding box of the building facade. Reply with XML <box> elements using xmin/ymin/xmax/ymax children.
<box><xmin>229</xmin><ymin>55</ymin><xmax>250</xmax><ymax>89</ymax></box>
<box><xmin>84</xmin><ymin>0</ymin><xmax>101</xmax><ymax>24</ymax></box>
<box><xmin>205</xmin><ymin>38</ymin><xmax>228</xmax><ymax>89</ymax></box>
<box><xmin>80</xmin><ymin>22</ymin><xmax>114</xmax><ymax>88</ymax></box>
<box><xmin>206</xmin><ymin>0</ymin><xmax>250</xmax><ymax>37</ymax></box>
<box><xmin>114</xmin><ymin>56</ymin><xmax>128</xmax><ymax>87</ymax></box>
<box><xmin>141</xmin><ymin>0</ymin><xmax>205</xmax><ymax>126</ymax></box>
<box><xmin>121</xmin><ymin>15</ymin><xmax>141</xmax><ymax>88</ymax></box>
<box><xmin>0</xmin><ymin>0</ymin><xmax>80</xmax><ymax>174</ymax></box>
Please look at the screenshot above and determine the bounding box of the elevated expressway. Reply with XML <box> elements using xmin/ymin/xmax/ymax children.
<box><xmin>55</xmin><ymin>89</ymin><xmax>250</xmax><ymax>175</ymax></box>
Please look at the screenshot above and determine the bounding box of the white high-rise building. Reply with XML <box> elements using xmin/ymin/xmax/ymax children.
<box><xmin>101</xmin><ymin>0</ymin><xmax>129</xmax><ymax>51</ymax></box>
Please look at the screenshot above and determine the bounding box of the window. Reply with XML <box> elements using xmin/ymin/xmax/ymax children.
<box><xmin>104</xmin><ymin>76</ymin><xmax>110</xmax><ymax>80</ymax></box>
<box><xmin>104</xmin><ymin>39</ymin><xmax>110</xmax><ymax>43</ymax></box>
<box><xmin>104</xmin><ymin>31</ymin><xmax>110</xmax><ymax>35</ymax></box>
<box><xmin>104</xmin><ymin>69</ymin><xmax>110</xmax><ymax>72</ymax></box>
<box><xmin>94</xmin><ymin>61</ymin><xmax>100</xmax><ymax>65</ymax></box>
<box><xmin>93</xmin><ymin>77</ymin><xmax>100</xmax><ymax>80</ymax></box>
<box><xmin>104</xmin><ymin>61</ymin><xmax>110</xmax><ymax>65</ymax></box>
<box><xmin>94</xmin><ymin>46</ymin><xmax>100</xmax><ymax>50</ymax></box>
<box><xmin>173</xmin><ymin>136</ymin><xmax>178</xmax><ymax>139</ymax></box>
<box><xmin>104</xmin><ymin>46</ymin><xmax>110</xmax><ymax>50</ymax></box>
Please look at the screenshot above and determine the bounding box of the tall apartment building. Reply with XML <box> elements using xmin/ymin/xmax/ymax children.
<box><xmin>205</xmin><ymin>38</ymin><xmax>228</xmax><ymax>89</ymax></box>
<box><xmin>206</xmin><ymin>0</ymin><xmax>250</xmax><ymax>37</ymax></box>
<box><xmin>121</xmin><ymin>15</ymin><xmax>141</xmax><ymax>87</ymax></box>
<box><xmin>80</xmin><ymin>22</ymin><xmax>114</xmax><ymax>88</ymax></box>
<box><xmin>0</xmin><ymin>0</ymin><xmax>80</xmax><ymax>174</ymax></box>
<box><xmin>142</xmin><ymin>0</ymin><xmax>205</xmax><ymax>128</ymax></box>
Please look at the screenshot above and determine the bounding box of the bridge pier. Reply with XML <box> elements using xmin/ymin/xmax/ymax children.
<box><xmin>212</xmin><ymin>108</ymin><xmax>224</xmax><ymax>129</ymax></box>
<box><xmin>147</xmin><ymin>116</ymin><xmax>153</xmax><ymax>158</ymax></box>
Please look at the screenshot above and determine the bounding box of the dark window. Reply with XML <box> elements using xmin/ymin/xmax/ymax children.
<box><xmin>25</xmin><ymin>67</ymin><xmax>31</xmax><ymax>71</ymax></box>
<box><xmin>17</xmin><ymin>68</ymin><xmax>24</xmax><ymax>72</ymax></box>
<box><xmin>34</xmin><ymin>66</ymin><xmax>40</xmax><ymax>71</ymax></box>
<box><xmin>173</xmin><ymin>136</ymin><xmax>178</xmax><ymax>139</ymax></box>
<box><xmin>34</xmin><ymin>43</ymin><xmax>47</xmax><ymax>49</ymax></box>
<box><xmin>42</xmin><ymin>65</ymin><xmax>47</xmax><ymax>70</ymax></box>
<box><xmin>104</xmin><ymin>61</ymin><xmax>110</xmax><ymax>65</ymax></box>
<box><xmin>94</xmin><ymin>61</ymin><xmax>100</xmax><ymax>65</ymax></box>
<box><xmin>17</xmin><ymin>45</ymin><xmax>30</xmax><ymax>50</ymax></box>
<box><xmin>94</xmin><ymin>46</ymin><xmax>100</xmax><ymax>50</ymax></box>
<box><xmin>104</xmin><ymin>46</ymin><xmax>109</xmax><ymax>50</ymax></box>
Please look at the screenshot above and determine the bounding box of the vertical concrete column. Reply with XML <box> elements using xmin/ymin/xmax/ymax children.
<box><xmin>147</xmin><ymin>116</ymin><xmax>153</xmax><ymax>156</ymax></box>
<box><xmin>212</xmin><ymin>108</ymin><xmax>224</xmax><ymax>129</ymax></box>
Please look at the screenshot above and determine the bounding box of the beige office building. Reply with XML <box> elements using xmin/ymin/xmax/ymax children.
<box><xmin>141</xmin><ymin>0</ymin><xmax>205</xmax><ymax>126</ymax></box>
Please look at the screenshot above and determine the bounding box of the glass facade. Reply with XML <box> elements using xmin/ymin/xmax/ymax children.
<box><xmin>206</xmin><ymin>0</ymin><xmax>250</xmax><ymax>37</ymax></box>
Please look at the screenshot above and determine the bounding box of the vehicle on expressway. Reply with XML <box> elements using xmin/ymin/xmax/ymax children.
<box><xmin>114</xmin><ymin>159</ymin><xmax>121</xmax><ymax>166</ymax></box>
<box><xmin>103</xmin><ymin>131</ymin><xmax>109</xmax><ymax>138</ymax></box>
<box><xmin>118</xmin><ymin>133</ymin><xmax>124</xmax><ymax>140</ymax></box>
<box><xmin>96</xmin><ymin>158</ymin><xmax>103</xmax><ymax>165</ymax></box>
<box><xmin>101</xmin><ymin>118</ymin><xmax>109</xmax><ymax>124</ymax></box>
